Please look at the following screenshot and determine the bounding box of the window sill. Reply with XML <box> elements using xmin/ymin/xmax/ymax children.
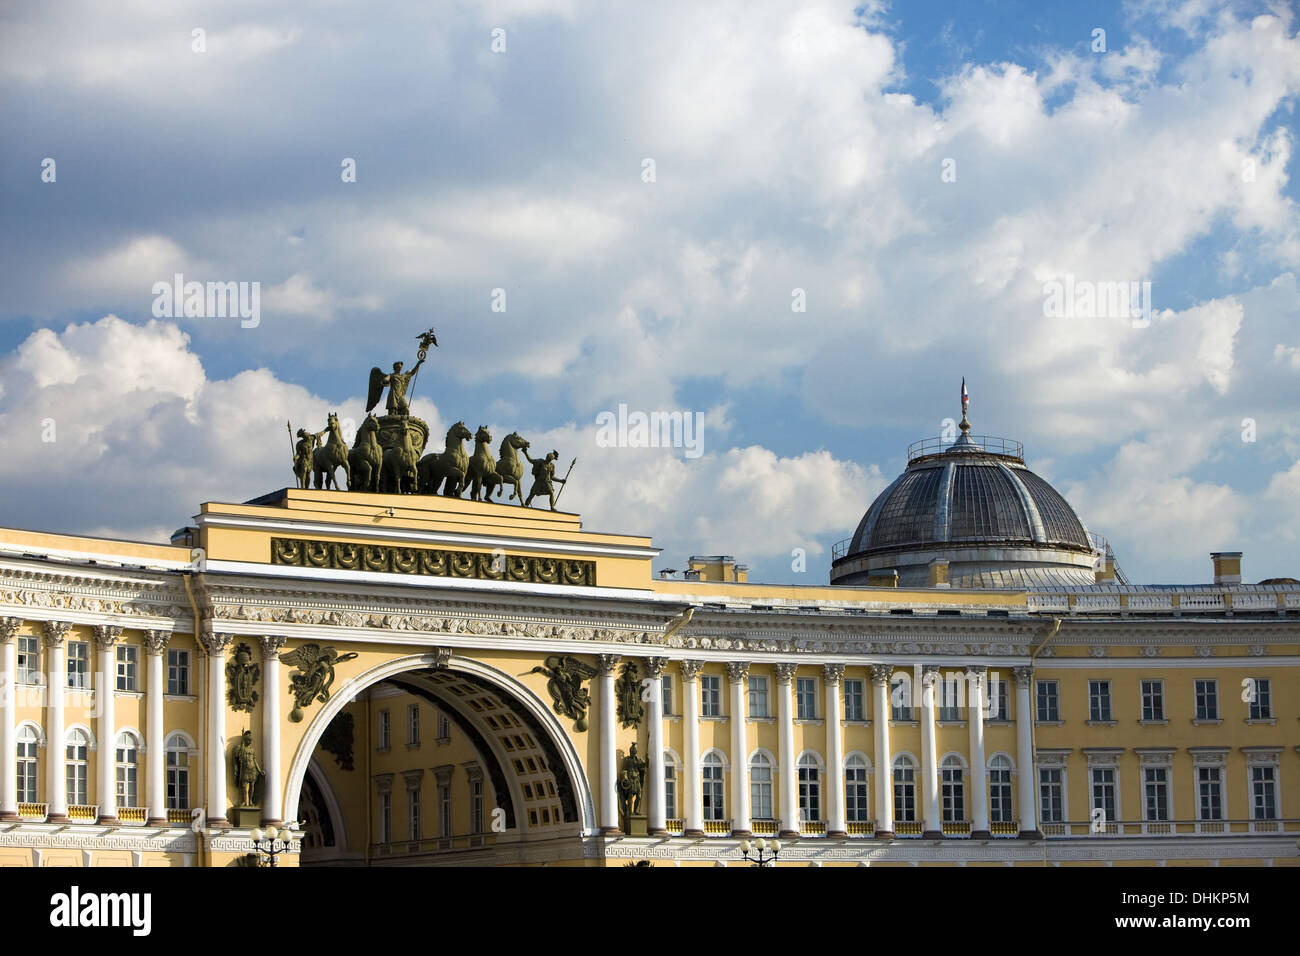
<box><xmin>1245</xmin><ymin>718</ymin><xmax>1276</xmax><ymax>725</ymax></box>
<box><xmin>889</xmin><ymin>720</ymin><xmax>919</xmax><ymax>728</ymax></box>
<box><xmin>794</xmin><ymin>718</ymin><xmax>823</xmax><ymax>726</ymax></box>
<box><xmin>165</xmin><ymin>694</ymin><xmax>198</xmax><ymax>703</ymax></box>
<box><xmin>937</xmin><ymin>720</ymin><xmax>967</xmax><ymax>728</ymax></box>
<box><xmin>1192</xmin><ymin>718</ymin><xmax>1223</xmax><ymax>726</ymax></box>
<box><xmin>843</xmin><ymin>719</ymin><xmax>872</xmax><ymax>727</ymax></box>
<box><xmin>434</xmin><ymin>737</ymin><xmax>451</xmax><ymax>746</ymax></box>
<box><xmin>985</xmin><ymin>719</ymin><xmax>1012</xmax><ymax>726</ymax></box>
<box><xmin>1085</xmin><ymin>720</ymin><xmax>1117</xmax><ymax>727</ymax></box>
<box><xmin>1035</xmin><ymin>720</ymin><xmax>1064</xmax><ymax>727</ymax></box>
<box><xmin>748</xmin><ymin>716</ymin><xmax>775</xmax><ymax>723</ymax></box>
<box><xmin>701</xmin><ymin>715</ymin><xmax>728</xmax><ymax>723</ymax></box>
<box><xmin>115</xmin><ymin>690</ymin><xmax>144</xmax><ymax>699</ymax></box>
<box><xmin>376</xmin><ymin>747</ymin><xmax>391</xmax><ymax>755</ymax></box>
<box><xmin>1138</xmin><ymin>719</ymin><xmax>1168</xmax><ymax>726</ymax></box>
<box><xmin>405</xmin><ymin>742</ymin><xmax>420</xmax><ymax>751</ymax></box>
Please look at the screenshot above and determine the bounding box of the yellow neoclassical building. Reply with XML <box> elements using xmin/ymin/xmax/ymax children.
<box><xmin>0</xmin><ymin>410</ymin><xmax>1297</xmax><ymax>867</ymax></box>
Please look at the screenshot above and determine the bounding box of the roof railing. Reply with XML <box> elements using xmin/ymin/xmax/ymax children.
<box><xmin>906</xmin><ymin>435</ymin><xmax>1024</xmax><ymax>464</ymax></box>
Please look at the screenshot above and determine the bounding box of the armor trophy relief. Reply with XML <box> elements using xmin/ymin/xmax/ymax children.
<box><xmin>287</xmin><ymin>329</ymin><xmax>576</xmax><ymax>507</ymax></box>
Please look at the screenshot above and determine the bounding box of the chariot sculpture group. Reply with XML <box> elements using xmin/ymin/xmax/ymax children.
<box><xmin>290</xmin><ymin>330</ymin><xmax>573</xmax><ymax>509</ymax></box>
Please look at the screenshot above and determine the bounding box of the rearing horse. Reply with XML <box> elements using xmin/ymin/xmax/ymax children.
<box><xmin>312</xmin><ymin>413</ymin><xmax>350</xmax><ymax>490</ymax></box>
<box><xmin>494</xmin><ymin>431</ymin><xmax>529</xmax><ymax>503</ymax></box>
<box><xmin>466</xmin><ymin>426</ymin><xmax>502</xmax><ymax>502</ymax></box>
<box><xmin>417</xmin><ymin>421</ymin><xmax>473</xmax><ymax>496</ymax></box>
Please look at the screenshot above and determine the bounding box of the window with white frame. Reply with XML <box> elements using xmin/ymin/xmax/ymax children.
<box><xmin>66</xmin><ymin>729</ymin><xmax>90</xmax><ymax>805</ymax></box>
<box><xmin>165</xmin><ymin>733</ymin><xmax>190</xmax><ymax>810</ymax></box>
<box><xmin>1197</xmin><ymin>765</ymin><xmax>1223</xmax><ymax>820</ymax></box>
<box><xmin>166</xmin><ymin>649</ymin><xmax>190</xmax><ymax>695</ymax></box>
<box><xmin>1143</xmin><ymin>767</ymin><xmax>1169</xmax><ymax>821</ymax></box>
<box><xmin>796</xmin><ymin>678</ymin><xmax>816</xmax><ymax>719</ymax></box>
<box><xmin>1247</xmin><ymin>678</ymin><xmax>1272</xmax><ymax>720</ymax></box>
<box><xmin>663</xmin><ymin>757</ymin><xmax>677</xmax><ymax>819</ymax></box>
<box><xmin>438</xmin><ymin>780</ymin><xmax>452</xmax><ymax>837</ymax></box>
<box><xmin>407</xmin><ymin>704</ymin><xmax>420</xmax><ymax>746</ymax></box>
<box><xmin>1088</xmin><ymin>680</ymin><xmax>1112</xmax><ymax>721</ymax></box>
<box><xmin>1039</xmin><ymin>768</ymin><xmax>1064</xmax><ymax>823</ymax></box>
<box><xmin>941</xmin><ymin>756</ymin><xmax>965</xmax><ymax>823</ymax></box>
<box><xmin>470</xmin><ymin>778</ymin><xmax>484</xmax><ymax>833</ymax></box>
<box><xmin>377</xmin><ymin>709</ymin><xmax>390</xmax><ymax>750</ymax></box>
<box><xmin>893</xmin><ymin>756</ymin><xmax>916</xmax><ymax>822</ymax></box>
<box><xmin>1090</xmin><ymin>767</ymin><xmax>1116</xmax><ymax>825</ymax></box>
<box><xmin>1194</xmin><ymin>680</ymin><xmax>1219</xmax><ymax>720</ymax></box>
<box><xmin>938</xmin><ymin>677</ymin><xmax>960</xmax><ymax>721</ymax></box>
<box><xmin>843</xmin><ymin>679</ymin><xmax>865</xmax><ymax>721</ymax></box>
<box><xmin>17</xmin><ymin>725</ymin><xmax>38</xmax><ymax>803</ymax></box>
<box><xmin>700</xmin><ymin>676</ymin><xmax>721</xmax><ymax>717</ymax></box>
<box><xmin>378</xmin><ymin>791</ymin><xmax>392</xmax><ymax>843</ymax></box>
<box><xmin>987</xmin><ymin>679</ymin><xmax>1009</xmax><ymax>721</ymax></box>
<box><xmin>748</xmin><ymin>676</ymin><xmax>770</xmax><ymax>718</ymax></box>
<box><xmin>1036</xmin><ymin>680</ymin><xmax>1060</xmax><ymax>722</ymax></box>
<box><xmin>749</xmin><ymin>753</ymin><xmax>773</xmax><ymax>820</ymax></box>
<box><xmin>989</xmin><ymin>755</ymin><xmax>1014</xmax><ymax>823</ymax></box>
<box><xmin>1251</xmin><ymin>765</ymin><xmax>1278</xmax><ymax>820</ymax></box>
<box><xmin>890</xmin><ymin>676</ymin><xmax>913</xmax><ymax>721</ymax></box>
<box><xmin>115</xmin><ymin>732</ymin><xmax>139</xmax><ymax>808</ymax></box>
<box><xmin>115</xmin><ymin>645</ymin><xmax>138</xmax><ymax>692</ymax></box>
<box><xmin>17</xmin><ymin>636</ymin><xmax>39</xmax><ymax>684</ymax></box>
<box><xmin>845</xmin><ymin>756</ymin><xmax>869</xmax><ymax>823</ymax></box>
<box><xmin>701</xmin><ymin>753</ymin><xmax>725</xmax><ymax>821</ymax></box>
<box><xmin>1140</xmin><ymin>680</ymin><xmax>1164</xmax><ymax>721</ymax></box>
<box><xmin>661</xmin><ymin>674</ymin><xmax>673</xmax><ymax>716</ymax></box>
<box><xmin>67</xmin><ymin>641</ymin><xmax>90</xmax><ymax>690</ymax></box>
<box><xmin>408</xmin><ymin>786</ymin><xmax>421</xmax><ymax>840</ymax></box>
<box><xmin>797</xmin><ymin>754</ymin><xmax>820</xmax><ymax>822</ymax></box>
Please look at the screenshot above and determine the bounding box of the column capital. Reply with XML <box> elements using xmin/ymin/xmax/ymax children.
<box><xmin>1013</xmin><ymin>665</ymin><xmax>1034</xmax><ymax>688</ymax></box>
<box><xmin>142</xmin><ymin>630</ymin><xmax>170</xmax><ymax>656</ymax></box>
<box><xmin>643</xmin><ymin>656</ymin><xmax>668</xmax><ymax>679</ymax></box>
<box><xmin>41</xmin><ymin>620</ymin><xmax>72</xmax><ymax>648</ymax></box>
<box><xmin>822</xmin><ymin>663</ymin><xmax>846</xmax><ymax>684</ymax></box>
<box><xmin>678</xmin><ymin>659</ymin><xmax>706</xmax><ymax>682</ymax></box>
<box><xmin>92</xmin><ymin>624</ymin><xmax>124</xmax><ymax>649</ymax></box>
<box><xmin>869</xmin><ymin>663</ymin><xmax>894</xmax><ymax>686</ymax></box>
<box><xmin>595</xmin><ymin>653</ymin><xmax>621</xmax><ymax>676</ymax></box>
<box><xmin>965</xmin><ymin>664</ymin><xmax>987</xmax><ymax>689</ymax></box>
<box><xmin>920</xmin><ymin>664</ymin><xmax>940</xmax><ymax>687</ymax></box>
<box><xmin>258</xmin><ymin>635</ymin><xmax>288</xmax><ymax>657</ymax></box>
<box><xmin>773</xmin><ymin>662</ymin><xmax>798</xmax><ymax>685</ymax></box>
<box><xmin>0</xmin><ymin>617</ymin><xmax>22</xmax><ymax>643</ymax></box>
<box><xmin>725</xmin><ymin>661</ymin><xmax>750</xmax><ymax>684</ymax></box>
<box><xmin>199</xmin><ymin>631</ymin><xmax>234</xmax><ymax>658</ymax></box>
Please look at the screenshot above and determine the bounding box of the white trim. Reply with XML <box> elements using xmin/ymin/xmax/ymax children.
<box><xmin>844</xmin><ymin>750</ymin><xmax>873</xmax><ymax>774</ymax></box>
<box><xmin>701</xmin><ymin>747</ymin><xmax>730</xmax><ymax>773</ymax></box>
<box><xmin>796</xmin><ymin>749</ymin><xmax>825</xmax><ymax>772</ymax></box>
<box><xmin>65</xmin><ymin>723</ymin><xmax>96</xmax><ymax>751</ymax></box>
<box><xmin>939</xmin><ymin>750</ymin><xmax>968</xmax><ymax>770</ymax></box>
<box><xmin>15</xmin><ymin>720</ymin><xmax>45</xmax><ymax>748</ymax></box>
<box><xmin>303</xmin><ymin>757</ymin><xmax>349</xmax><ymax>857</ymax></box>
<box><xmin>164</xmin><ymin>730</ymin><xmax>199</xmax><ymax>756</ymax></box>
<box><xmin>662</xmin><ymin>746</ymin><xmax>682</xmax><ymax>769</ymax></box>
<box><xmin>987</xmin><ymin>751</ymin><xmax>1015</xmax><ymax>772</ymax></box>
<box><xmin>114</xmin><ymin>727</ymin><xmax>145</xmax><ymax>753</ymax></box>
<box><xmin>747</xmin><ymin>747</ymin><xmax>777</xmax><ymax>769</ymax></box>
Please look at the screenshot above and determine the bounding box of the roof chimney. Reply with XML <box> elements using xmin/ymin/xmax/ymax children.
<box><xmin>1211</xmin><ymin>552</ymin><xmax>1242</xmax><ymax>586</ymax></box>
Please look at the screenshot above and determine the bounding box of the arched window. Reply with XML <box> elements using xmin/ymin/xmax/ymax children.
<box><xmin>166</xmin><ymin>733</ymin><xmax>191</xmax><ymax>810</ymax></box>
<box><xmin>798</xmin><ymin>754</ymin><xmax>821</xmax><ymax>822</ymax></box>
<box><xmin>115</xmin><ymin>733</ymin><xmax>139</xmax><ymax>808</ymax></box>
<box><xmin>845</xmin><ymin>755</ymin><xmax>870</xmax><ymax>823</ymax></box>
<box><xmin>66</xmin><ymin>730</ymin><xmax>90</xmax><ymax>806</ymax></box>
<box><xmin>16</xmin><ymin>725</ymin><xmax>39</xmax><ymax>804</ymax></box>
<box><xmin>749</xmin><ymin>753</ymin><xmax>774</xmax><ymax>820</ymax></box>
<box><xmin>989</xmin><ymin>754</ymin><xmax>1014</xmax><ymax>823</ymax></box>
<box><xmin>893</xmin><ymin>755</ymin><xmax>916</xmax><ymax>822</ymax></box>
<box><xmin>701</xmin><ymin>752</ymin><xmax>725</xmax><ymax>821</ymax></box>
<box><xmin>941</xmin><ymin>755</ymin><xmax>966</xmax><ymax>823</ymax></box>
<box><xmin>662</xmin><ymin>751</ymin><xmax>679</xmax><ymax>820</ymax></box>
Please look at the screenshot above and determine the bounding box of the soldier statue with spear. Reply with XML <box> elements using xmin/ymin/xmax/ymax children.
<box><xmin>523</xmin><ymin>449</ymin><xmax>576</xmax><ymax>511</ymax></box>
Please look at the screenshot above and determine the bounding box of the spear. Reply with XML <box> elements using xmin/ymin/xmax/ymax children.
<box><xmin>553</xmin><ymin>457</ymin><xmax>577</xmax><ymax>507</ymax></box>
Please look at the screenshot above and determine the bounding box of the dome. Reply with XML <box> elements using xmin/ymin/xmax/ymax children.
<box><xmin>831</xmin><ymin>388</ymin><xmax>1100</xmax><ymax>589</ymax></box>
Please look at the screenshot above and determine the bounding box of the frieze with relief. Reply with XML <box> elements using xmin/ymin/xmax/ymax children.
<box><xmin>270</xmin><ymin>537</ymin><xmax>596</xmax><ymax>587</ymax></box>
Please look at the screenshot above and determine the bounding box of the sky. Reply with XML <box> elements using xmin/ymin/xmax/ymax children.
<box><xmin>0</xmin><ymin>0</ymin><xmax>1298</xmax><ymax>587</ymax></box>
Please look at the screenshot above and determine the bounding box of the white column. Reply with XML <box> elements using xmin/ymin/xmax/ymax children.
<box><xmin>645</xmin><ymin>657</ymin><xmax>667</xmax><ymax>835</ymax></box>
<box><xmin>596</xmin><ymin>654</ymin><xmax>619</xmax><ymax>833</ymax></box>
<box><xmin>202</xmin><ymin>631</ymin><xmax>232</xmax><ymax>827</ymax></box>
<box><xmin>726</xmin><ymin>662</ymin><xmax>751</xmax><ymax>837</ymax></box>
<box><xmin>0</xmin><ymin>618</ymin><xmax>20</xmax><ymax>821</ymax></box>
<box><xmin>920</xmin><ymin>665</ymin><xmax>941</xmax><ymax>838</ymax></box>
<box><xmin>43</xmin><ymin>621</ymin><xmax>71</xmax><ymax>822</ymax></box>
<box><xmin>774</xmin><ymin>662</ymin><xmax>798</xmax><ymax>837</ymax></box>
<box><xmin>1014</xmin><ymin>665</ymin><xmax>1039</xmax><ymax>838</ymax></box>
<box><xmin>94</xmin><ymin>625</ymin><xmax>123</xmax><ymax>823</ymax></box>
<box><xmin>966</xmin><ymin>665</ymin><xmax>990</xmax><ymax>838</ymax></box>
<box><xmin>680</xmin><ymin>660</ymin><xmax>704</xmax><ymax>836</ymax></box>
<box><xmin>823</xmin><ymin>663</ymin><xmax>846</xmax><ymax>837</ymax></box>
<box><xmin>870</xmin><ymin>664</ymin><xmax>894</xmax><ymax>838</ymax></box>
<box><xmin>259</xmin><ymin>636</ymin><xmax>287</xmax><ymax>825</ymax></box>
<box><xmin>144</xmin><ymin>631</ymin><xmax>168</xmax><ymax>825</ymax></box>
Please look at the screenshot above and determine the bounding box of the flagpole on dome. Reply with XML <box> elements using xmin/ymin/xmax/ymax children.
<box><xmin>960</xmin><ymin>377</ymin><xmax>971</xmax><ymax>434</ymax></box>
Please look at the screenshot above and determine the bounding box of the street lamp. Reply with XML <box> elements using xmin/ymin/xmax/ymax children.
<box><xmin>250</xmin><ymin>826</ymin><xmax>295</xmax><ymax>868</ymax></box>
<box><xmin>739</xmin><ymin>837</ymin><xmax>781</xmax><ymax>867</ymax></box>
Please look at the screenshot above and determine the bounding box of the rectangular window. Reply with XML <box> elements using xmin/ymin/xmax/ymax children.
<box><xmin>436</xmin><ymin>711</ymin><xmax>450</xmax><ymax>741</ymax></box>
<box><xmin>1143</xmin><ymin>767</ymin><xmax>1169</xmax><ymax>821</ymax></box>
<box><xmin>893</xmin><ymin>763</ymin><xmax>916</xmax><ymax>822</ymax></box>
<box><xmin>700</xmin><ymin>675</ymin><xmax>721</xmax><ymax>717</ymax></box>
<box><xmin>1195</xmin><ymin>680</ymin><xmax>1219</xmax><ymax>720</ymax></box>
<box><xmin>843</xmin><ymin>679</ymin><xmax>864</xmax><ymax>721</ymax></box>
<box><xmin>1090</xmin><ymin>768</ymin><xmax>1116</xmax><ymax>824</ymax></box>
<box><xmin>1251</xmin><ymin>766</ymin><xmax>1278</xmax><ymax>820</ymax></box>
<box><xmin>1248</xmin><ymin>678</ymin><xmax>1272</xmax><ymax>720</ymax></box>
<box><xmin>166</xmin><ymin>750</ymin><xmax>189</xmax><ymax>810</ymax></box>
<box><xmin>1039</xmin><ymin>768</ymin><xmax>1064</xmax><ymax>824</ymax></box>
<box><xmin>845</xmin><ymin>763</ymin><xmax>869</xmax><ymax>823</ymax></box>
<box><xmin>438</xmin><ymin>784</ymin><xmax>452</xmax><ymax>838</ymax></box>
<box><xmin>938</xmin><ymin>676</ymin><xmax>960</xmax><ymax>721</ymax></box>
<box><xmin>750</xmin><ymin>760</ymin><xmax>773</xmax><ymax>819</ymax></box>
<box><xmin>408</xmin><ymin>788</ymin><xmax>421</xmax><ymax>841</ymax></box>
<box><xmin>166</xmin><ymin>649</ymin><xmax>190</xmax><ymax>696</ymax></box>
<box><xmin>407</xmin><ymin>704</ymin><xmax>420</xmax><ymax>746</ymax></box>
<box><xmin>377</xmin><ymin>709</ymin><xmax>391</xmax><ymax>750</ymax></box>
<box><xmin>1088</xmin><ymin>680</ymin><xmax>1112</xmax><ymax>721</ymax></box>
<box><xmin>116</xmin><ymin>744</ymin><xmax>138</xmax><ymax>808</ymax></box>
<box><xmin>17</xmin><ymin>734</ymin><xmax>38</xmax><ymax>803</ymax></box>
<box><xmin>748</xmin><ymin>676</ymin><xmax>770</xmax><ymax>718</ymax></box>
<box><xmin>661</xmin><ymin>675</ymin><xmax>673</xmax><ymax>716</ymax></box>
<box><xmin>796</xmin><ymin>677</ymin><xmax>816</xmax><ymax>719</ymax></box>
<box><xmin>663</xmin><ymin>764</ymin><xmax>676</xmax><ymax>818</ymax></box>
<box><xmin>16</xmin><ymin>636</ymin><xmax>39</xmax><ymax>684</ymax></box>
<box><xmin>987</xmin><ymin>679</ymin><xmax>1009</xmax><ymax>720</ymax></box>
<box><xmin>1197</xmin><ymin>766</ymin><xmax>1223</xmax><ymax>820</ymax></box>
<box><xmin>702</xmin><ymin>762</ymin><xmax>725</xmax><ymax>821</ymax></box>
<box><xmin>67</xmin><ymin>641</ymin><xmax>90</xmax><ymax>690</ymax></box>
<box><xmin>471</xmin><ymin>779</ymin><xmax>484</xmax><ymax>833</ymax></box>
<box><xmin>1140</xmin><ymin>680</ymin><xmax>1164</xmax><ymax>721</ymax></box>
<box><xmin>890</xmin><ymin>677</ymin><xmax>913</xmax><ymax>721</ymax></box>
<box><xmin>941</xmin><ymin>766</ymin><xmax>964</xmax><ymax>823</ymax></box>
<box><xmin>798</xmin><ymin>764</ymin><xmax>820</xmax><ymax>822</ymax></box>
<box><xmin>115</xmin><ymin>645</ymin><xmax>138</xmax><ymax>692</ymax></box>
<box><xmin>989</xmin><ymin>766</ymin><xmax>1013</xmax><ymax>823</ymax></box>
<box><xmin>378</xmin><ymin>792</ymin><xmax>391</xmax><ymax>843</ymax></box>
<box><xmin>1036</xmin><ymin>680</ymin><xmax>1060</xmax><ymax>722</ymax></box>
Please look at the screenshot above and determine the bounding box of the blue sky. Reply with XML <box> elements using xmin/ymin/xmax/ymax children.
<box><xmin>0</xmin><ymin>0</ymin><xmax>1298</xmax><ymax>587</ymax></box>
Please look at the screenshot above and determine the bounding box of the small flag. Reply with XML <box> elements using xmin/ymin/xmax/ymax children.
<box><xmin>961</xmin><ymin>378</ymin><xmax>970</xmax><ymax>409</ymax></box>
